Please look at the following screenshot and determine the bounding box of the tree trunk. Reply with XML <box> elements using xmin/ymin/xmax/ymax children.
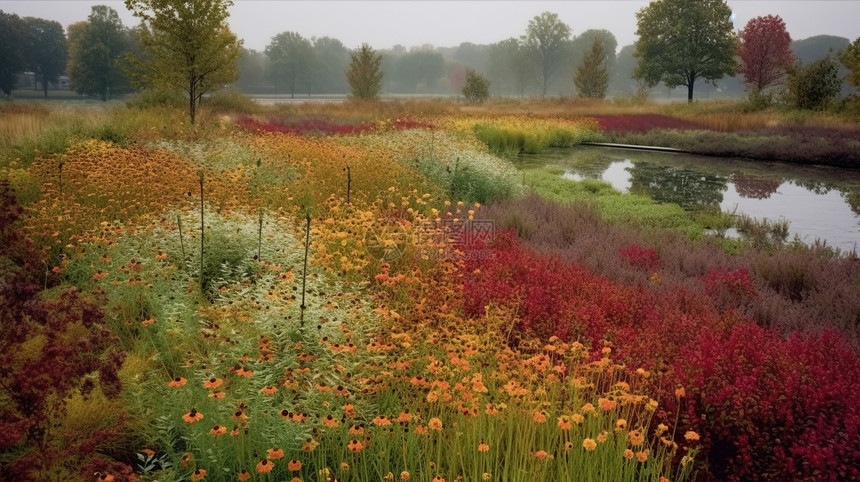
<box><xmin>189</xmin><ymin>80</ymin><xmax>197</xmax><ymax>125</ymax></box>
<box><xmin>42</xmin><ymin>73</ymin><xmax>48</xmax><ymax>98</ymax></box>
<box><xmin>687</xmin><ymin>82</ymin><xmax>694</xmax><ymax>103</ymax></box>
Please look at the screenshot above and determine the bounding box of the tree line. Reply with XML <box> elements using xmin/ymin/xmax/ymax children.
<box><xmin>2</xmin><ymin>0</ymin><xmax>860</xmax><ymax>119</ymax></box>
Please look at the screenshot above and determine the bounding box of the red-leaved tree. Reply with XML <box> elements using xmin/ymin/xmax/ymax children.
<box><xmin>738</xmin><ymin>15</ymin><xmax>794</xmax><ymax>93</ymax></box>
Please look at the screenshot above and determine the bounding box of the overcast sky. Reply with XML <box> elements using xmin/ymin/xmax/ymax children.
<box><xmin>1</xmin><ymin>1</ymin><xmax>858</xmax><ymax>52</ymax></box>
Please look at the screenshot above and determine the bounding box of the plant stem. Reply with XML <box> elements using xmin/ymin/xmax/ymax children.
<box><xmin>177</xmin><ymin>215</ymin><xmax>186</xmax><ymax>262</ymax></box>
<box><xmin>198</xmin><ymin>171</ymin><xmax>205</xmax><ymax>292</ymax></box>
<box><xmin>300</xmin><ymin>213</ymin><xmax>310</xmax><ymax>327</ymax></box>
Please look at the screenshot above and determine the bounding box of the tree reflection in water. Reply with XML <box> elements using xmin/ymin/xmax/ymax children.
<box><xmin>628</xmin><ymin>163</ymin><xmax>728</xmax><ymax>210</ymax></box>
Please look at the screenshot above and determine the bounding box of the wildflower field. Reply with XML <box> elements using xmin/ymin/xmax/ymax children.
<box><xmin>1</xmin><ymin>99</ymin><xmax>859</xmax><ymax>482</ymax></box>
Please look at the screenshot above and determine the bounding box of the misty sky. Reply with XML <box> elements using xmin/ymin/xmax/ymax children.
<box><xmin>1</xmin><ymin>1</ymin><xmax>858</xmax><ymax>52</ymax></box>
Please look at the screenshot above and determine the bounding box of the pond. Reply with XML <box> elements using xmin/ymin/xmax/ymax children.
<box><xmin>520</xmin><ymin>146</ymin><xmax>860</xmax><ymax>252</ymax></box>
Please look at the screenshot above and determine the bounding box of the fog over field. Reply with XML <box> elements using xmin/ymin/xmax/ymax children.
<box><xmin>1</xmin><ymin>0</ymin><xmax>859</xmax><ymax>52</ymax></box>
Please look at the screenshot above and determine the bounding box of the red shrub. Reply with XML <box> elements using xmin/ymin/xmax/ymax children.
<box><xmin>619</xmin><ymin>244</ymin><xmax>661</xmax><ymax>270</ymax></box>
<box><xmin>592</xmin><ymin>114</ymin><xmax>704</xmax><ymax>133</ymax></box>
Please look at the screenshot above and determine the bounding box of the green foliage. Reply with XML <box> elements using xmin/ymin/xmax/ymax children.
<box><xmin>634</xmin><ymin>0</ymin><xmax>737</xmax><ymax>101</ymax></box>
<box><xmin>124</xmin><ymin>0</ymin><xmax>242</xmax><ymax>124</ymax></box>
<box><xmin>66</xmin><ymin>6</ymin><xmax>133</xmax><ymax>101</ymax></box>
<box><xmin>488</xmin><ymin>37</ymin><xmax>536</xmax><ymax>97</ymax></box>
<box><xmin>787</xmin><ymin>56</ymin><xmax>843</xmax><ymax>110</ymax></box>
<box><xmin>346</xmin><ymin>43</ymin><xmax>383</xmax><ymax>100</ymax></box>
<box><xmin>574</xmin><ymin>38</ymin><xmax>609</xmax><ymax>99</ymax></box>
<box><xmin>265</xmin><ymin>31</ymin><xmax>314</xmax><ymax>98</ymax></box>
<box><xmin>0</xmin><ymin>11</ymin><xmax>26</xmax><ymax>96</ymax></box>
<box><xmin>462</xmin><ymin>69</ymin><xmax>490</xmax><ymax>104</ymax></box>
<box><xmin>523</xmin><ymin>11</ymin><xmax>572</xmax><ymax>96</ymax></box>
<box><xmin>840</xmin><ymin>37</ymin><xmax>860</xmax><ymax>88</ymax></box>
<box><xmin>22</xmin><ymin>17</ymin><xmax>67</xmax><ymax>98</ymax></box>
<box><xmin>125</xmin><ymin>86</ymin><xmax>185</xmax><ymax>109</ymax></box>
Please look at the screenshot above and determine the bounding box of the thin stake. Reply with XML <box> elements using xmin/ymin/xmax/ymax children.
<box><xmin>177</xmin><ymin>214</ymin><xmax>186</xmax><ymax>262</ymax></box>
<box><xmin>300</xmin><ymin>213</ymin><xmax>311</xmax><ymax>327</ymax></box>
<box><xmin>198</xmin><ymin>171</ymin><xmax>205</xmax><ymax>291</ymax></box>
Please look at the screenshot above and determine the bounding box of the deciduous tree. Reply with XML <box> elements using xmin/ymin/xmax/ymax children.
<box><xmin>265</xmin><ymin>31</ymin><xmax>314</xmax><ymax>98</ymax></box>
<box><xmin>738</xmin><ymin>15</ymin><xmax>794</xmax><ymax>94</ymax></box>
<box><xmin>346</xmin><ymin>43</ymin><xmax>383</xmax><ymax>100</ymax></box>
<box><xmin>840</xmin><ymin>37</ymin><xmax>860</xmax><ymax>88</ymax></box>
<box><xmin>124</xmin><ymin>0</ymin><xmax>242</xmax><ymax>124</ymax></box>
<box><xmin>0</xmin><ymin>11</ymin><xmax>26</xmax><ymax>96</ymax></box>
<box><xmin>67</xmin><ymin>6</ymin><xmax>132</xmax><ymax>101</ymax></box>
<box><xmin>523</xmin><ymin>12</ymin><xmax>572</xmax><ymax>96</ymax></box>
<box><xmin>462</xmin><ymin>69</ymin><xmax>490</xmax><ymax>103</ymax></box>
<box><xmin>574</xmin><ymin>38</ymin><xmax>609</xmax><ymax>98</ymax></box>
<box><xmin>23</xmin><ymin>17</ymin><xmax>67</xmax><ymax>97</ymax></box>
<box><xmin>787</xmin><ymin>56</ymin><xmax>842</xmax><ymax>110</ymax></box>
<box><xmin>634</xmin><ymin>0</ymin><xmax>736</xmax><ymax>102</ymax></box>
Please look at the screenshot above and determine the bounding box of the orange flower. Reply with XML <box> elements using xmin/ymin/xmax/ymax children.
<box><xmin>208</xmin><ymin>391</ymin><xmax>226</xmax><ymax>399</ymax></box>
<box><xmin>260</xmin><ymin>385</ymin><xmax>278</xmax><ymax>395</ymax></box>
<box><xmin>140</xmin><ymin>448</ymin><xmax>156</xmax><ymax>457</ymax></box>
<box><xmin>291</xmin><ymin>478</ymin><xmax>302</xmax><ymax>482</ymax></box>
<box><xmin>98</xmin><ymin>474</ymin><xmax>115</xmax><ymax>481</ymax></box>
<box><xmin>238</xmin><ymin>470</ymin><xmax>251</xmax><ymax>481</ymax></box>
<box><xmin>373</xmin><ymin>415</ymin><xmax>392</xmax><ymax>426</ymax></box>
<box><xmin>204</xmin><ymin>377</ymin><xmax>223</xmax><ymax>389</ymax></box>
<box><xmin>684</xmin><ymin>430</ymin><xmax>700</xmax><ymax>442</ymax></box>
<box><xmin>322</xmin><ymin>415</ymin><xmax>340</xmax><ymax>428</ymax></box>
<box><xmin>302</xmin><ymin>439</ymin><xmax>319</xmax><ymax>452</ymax></box>
<box><xmin>397</xmin><ymin>411</ymin><xmax>412</xmax><ymax>423</ymax></box>
<box><xmin>615</xmin><ymin>419</ymin><xmax>627</xmax><ymax>430</ymax></box>
<box><xmin>583</xmin><ymin>438</ymin><xmax>597</xmax><ymax>451</ymax></box>
<box><xmin>349</xmin><ymin>425</ymin><xmax>365</xmax><ymax>435</ymax></box>
<box><xmin>428</xmin><ymin>417</ymin><xmax>442</xmax><ymax>431</ymax></box>
<box><xmin>400</xmin><ymin>471</ymin><xmax>411</xmax><ymax>480</ymax></box>
<box><xmin>233</xmin><ymin>410</ymin><xmax>248</xmax><ymax>423</ymax></box>
<box><xmin>598</xmin><ymin>398</ymin><xmax>617</xmax><ymax>411</ymax></box>
<box><xmin>230</xmin><ymin>426</ymin><xmax>241</xmax><ymax>436</ymax></box>
<box><xmin>414</xmin><ymin>425</ymin><xmax>427</xmax><ymax>434</ymax></box>
<box><xmin>675</xmin><ymin>386</ymin><xmax>686</xmax><ymax>398</ymax></box>
<box><xmin>288</xmin><ymin>459</ymin><xmax>302</xmax><ymax>471</ymax></box>
<box><xmin>535</xmin><ymin>450</ymin><xmax>549</xmax><ymax>459</ymax></box>
<box><xmin>181</xmin><ymin>453</ymin><xmax>194</xmax><ymax>467</ymax></box>
<box><xmin>533</xmin><ymin>411</ymin><xmax>547</xmax><ymax>424</ymax></box>
<box><xmin>347</xmin><ymin>439</ymin><xmax>363</xmax><ymax>452</ymax></box>
<box><xmin>557</xmin><ymin>416</ymin><xmax>571</xmax><ymax>430</ymax></box>
<box><xmin>571</xmin><ymin>413</ymin><xmax>585</xmax><ymax>424</ymax></box>
<box><xmin>581</xmin><ymin>403</ymin><xmax>595</xmax><ymax>413</ymax></box>
<box><xmin>183</xmin><ymin>409</ymin><xmax>204</xmax><ymax>423</ymax></box>
<box><xmin>210</xmin><ymin>425</ymin><xmax>227</xmax><ymax>436</ymax></box>
<box><xmin>478</xmin><ymin>441</ymin><xmax>489</xmax><ymax>452</ymax></box>
<box><xmin>140</xmin><ymin>317</ymin><xmax>154</xmax><ymax>325</ymax></box>
<box><xmin>268</xmin><ymin>448</ymin><xmax>285</xmax><ymax>460</ymax></box>
<box><xmin>343</xmin><ymin>403</ymin><xmax>358</xmax><ymax>418</ymax></box>
<box><xmin>168</xmin><ymin>377</ymin><xmax>187</xmax><ymax>387</ymax></box>
<box><xmin>628</xmin><ymin>430</ymin><xmax>644</xmax><ymax>446</ymax></box>
<box><xmin>623</xmin><ymin>449</ymin><xmax>634</xmax><ymax>460</ymax></box>
<box><xmin>256</xmin><ymin>459</ymin><xmax>274</xmax><ymax>473</ymax></box>
<box><xmin>431</xmin><ymin>476</ymin><xmax>446</xmax><ymax>482</ymax></box>
<box><xmin>191</xmin><ymin>469</ymin><xmax>207</xmax><ymax>481</ymax></box>
<box><xmin>597</xmin><ymin>430</ymin><xmax>609</xmax><ymax>443</ymax></box>
<box><xmin>236</xmin><ymin>367</ymin><xmax>254</xmax><ymax>377</ymax></box>
<box><xmin>636</xmin><ymin>450</ymin><xmax>649</xmax><ymax>462</ymax></box>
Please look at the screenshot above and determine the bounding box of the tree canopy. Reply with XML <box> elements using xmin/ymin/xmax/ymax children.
<box><xmin>23</xmin><ymin>17</ymin><xmax>67</xmax><ymax>97</ymax></box>
<box><xmin>738</xmin><ymin>15</ymin><xmax>794</xmax><ymax>93</ymax></box>
<box><xmin>0</xmin><ymin>11</ymin><xmax>26</xmax><ymax>96</ymax></box>
<box><xmin>265</xmin><ymin>31</ymin><xmax>314</xmax><ymax>98</ymax></box>
<box><xmin>574</xmin><ymin>38</ymin><xmax>609</xmax><ymax>99</ymax></box>
<box><xmin>125</xmin><ymin>0</ymin><xmax>242</xmax><ymax>123</ymax></box>
<box><xmin>67</xmin><ymin>6</ymin><xmax>133</xmax><ymax>101</ymax></box>
<box><xmin>840</xmin><ymin>37</ymin><xmax>860</xmax><ymax>88</ymax></box>
<box><xmin>523</xmin><ymin>11</ymin><xmax>572</xmax><ymax>96</ymax></box>
<box><xmin>634</xmin><ymin>0</ymin><xmax>736</xmax><ymax>101</ymax></box>
<box><xmin>462</xmin><ymin>69</ymin><xmax>490</xmax><ymax>104</ymax></box>
<box><xmin>346</xmin><ymin>43</ymin><xmax>383</xmax><ymax>100</ymax></box>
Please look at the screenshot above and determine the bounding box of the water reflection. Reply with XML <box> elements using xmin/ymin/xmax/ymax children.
<box><xmin>529</xmin><ymin>146</ymin><xmax>860</xmax><ymax>252</ymax></box>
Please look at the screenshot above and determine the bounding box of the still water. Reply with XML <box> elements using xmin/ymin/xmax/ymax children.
<box><xmin>521</xmin><ymin>146</ymin><xmax>860</xmax><ymax>252</ymax></box>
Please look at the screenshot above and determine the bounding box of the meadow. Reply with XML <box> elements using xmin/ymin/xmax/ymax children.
<box><xmin>1</xmin><ymin>97</ymin><xmax>859</xmax><ymax>482</ymax></box>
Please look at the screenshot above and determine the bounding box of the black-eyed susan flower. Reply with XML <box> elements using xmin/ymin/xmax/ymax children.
<box><xmin>256</xmin><ymin>459</ymin><xmax>274</xmax><ymax>473</ymax></box>
<box><xmin>624</xmin><ymin>449</ymin><xmax>634</xmax><ymax>460</ymax></box>
<box><xmin>478</xmin><ymin>441</ymin><xmax>489</xmax><ymax>452</ymax></box>
<box><xmin>636</xmin><ymin>450</ymin><xmax>649</xmax><ymax>462</ymax></box>
<box><xmin>191</xmin><ymin>468</ymin><xmax>206</xmax><ymax>481</ymax></box>
<box><xmin>209</xmin><ymin>425</ymin><xmax>227</xmax><ymax>436</ymax></box>
<box><xmin>183</xmin><ymin>409</ymin><xmax>204</xmax><ymax>423</ymax></box>
<box><xmin>628</xmin><ymin>430</ymin><xmax>644</xmax><ymax>446</ymax></box>
<box><xmin>238</xmin><ymin>470</ymin><xmax>251</xmax><ymax>481</ymax></box>
<box><xmin>204</xmin><ymin>377</ymin><xmax>223</xmax><ymax>389</ymax></box>
<box><xmin>260</xmin><ymin>385</ymin><xmax>278</xmax><ymax>395</ymax></box>
<box><xmin>557</xmin><ymin>415</ymin><xmax>571</xmax><ymax>430</ymax></box>
<box><xmin>532</xmin><ymin>411</ymin><xmax>547</xmax><ymax>424</ymax></box>
<box><xmin>347</xmin><ymin>439</ymin><xmax>363</xmax><ymax>452</ymax></box>
<box><xmin>268</xmin><ymin>448</ymin><xmax>285</xmax><ymax>460</ymax></box>
<box><xmin>322</xmin><ymin>415</ymin><xmax>340</xmax><ymax>428</ymax></box>
<box><xmin>168</xmin><ymin>377</ymin><xmax>187</xmax><ymax>387</ymax></box>
<box><xmin>373</xmin><ymin>415</ymin><xmax>391</xmax><ymax>426</ymax></box>
<box><xmin>288</xmin><ymin>459</ymin><xmax>302</xmax><ymax>471</ymax></box>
